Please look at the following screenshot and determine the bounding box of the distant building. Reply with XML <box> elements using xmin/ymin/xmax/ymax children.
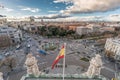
<box><xmin>100</xmin><ymin>27</ymin><xmax>115</xmax><ymax>33</ymax></box>
<box><xmin>114</xmin><ymin>26</ymin><xmax>120</xmax><ymax>31</ymax></box>
<box><xmin>0</xmin><ymin>27</ymin><xmax>23</xmax><ymax>45</ymax></box>
<box><xmin>76</xmin><ymin>24</ymin><xmax>100</xmax><ymax>35</ymax></box>
<box><xmin>22</xmin><ymin>24</ymin><xmax>41</xmax><ymax>34</ymax></box>
<box><xmin>27</xmin><ymin>25</ymin><xmax>39</xmax><ymax>34</ymax></box>
<box><xmin>68</xmin><ymin>25</ymin><xmax>77</xmax><ymax>31</ymax></box>
<box><xmin>105</xmin><ymin>38</ymin><xmax>120</xmax><ymax>60</ymax></box>
<box><xmin>76</xmin><ymin>27</ymin><xmax>88</xmax><ymax>35</ymax></box>
<box><xmin>87</xmin><ymin>24</ymin><xmax>100</xmax><ymax>33</ymax></box>
<box><xmin>0</xmin><ymin>18</ymin><xmax>7</xmax><ymax>27</ymax></box>
<box><xmin>41</xmin><ymin>19</ymin><xmax>44</xmax><ymax>25</ymax></box>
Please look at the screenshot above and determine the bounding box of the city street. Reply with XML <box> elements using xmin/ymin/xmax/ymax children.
<box><xmin>0</xmin><ymin>32</ymin><xmax>117</xmax><ymax>80</ymax></box>
<box><xmin>1</xmin><ymin>0</ymin><xmax>120</xmax><ymax>80</ymax></box>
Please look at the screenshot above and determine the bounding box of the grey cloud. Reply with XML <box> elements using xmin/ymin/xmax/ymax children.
<box><xmin>35</xmin><ymin>14</ymin><xmax>70</xmax><ymax>19</ymax></box>
<box><xmin>0</xmin><ymin>15</ymin><xmax>6</xmax><ymax>17</ymax></box>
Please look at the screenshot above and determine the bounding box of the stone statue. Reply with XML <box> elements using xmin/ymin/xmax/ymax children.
<box><xmin>85</xmin><ymin>54</ymin><xmax>103</xmax><ymax>77</ymax></box>
<box><xmin>25</xmin><ymin>53</ymin><xmax>40</xmax><ymax>77</ymax></box>
<box><xmin>0</xmin><ymin>72</ymin><xmax>3</xmax><ymax>80</ymax></box>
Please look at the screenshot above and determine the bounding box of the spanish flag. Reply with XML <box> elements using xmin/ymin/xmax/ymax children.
<box><xmin>51</xmin><ymin>44</ymin><xmax>65</xmax><ymax>69</ymax></box>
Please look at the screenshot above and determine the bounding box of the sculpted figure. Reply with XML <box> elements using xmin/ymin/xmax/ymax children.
<box><xmin>85</xmin><ymin>54</ymin><xmax>103</xmax><ymax>77</ymax></box>
<box><xmin>25</xmin><ymin>53</ymin><xmax>40</xmax><ymax>77</ymax></box>
<box><xmin>0</xmin><ymin>72</ymin><xmax>3</xmax><ymax>80</ymax></box>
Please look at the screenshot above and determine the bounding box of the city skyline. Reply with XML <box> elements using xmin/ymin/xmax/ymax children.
<box><xmin>0</xmin><ymin>1</ymin><xmax>120</xmax><ymax>80</ymax></box>
<box><xmin>0</xmin><ymin>0</ymin><xmax>120</xmax><ymax>21</ymax></box>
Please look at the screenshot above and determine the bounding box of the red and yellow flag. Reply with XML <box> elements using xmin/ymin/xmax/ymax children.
<box><xmin>51</xmin><ymin>44</ymin><xmax>65</xmax><ymax>69</ymax></box>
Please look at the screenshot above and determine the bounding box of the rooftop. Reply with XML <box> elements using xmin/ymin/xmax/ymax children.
<box><xmin>0</xmin><ymin>27</ymin><xmax>17</xmax><ymax>32</ymax></box>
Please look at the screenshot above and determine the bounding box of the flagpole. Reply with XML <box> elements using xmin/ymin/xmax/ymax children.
<box><xmin>63</xmin><ymin>43</ymin><xmax>66</xmax><ymax>80</ymax></box>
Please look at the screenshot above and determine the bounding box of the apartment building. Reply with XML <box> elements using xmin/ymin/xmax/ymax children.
<box><xmin>0</xmin><ymin>27</ymin><xmax>23</xmax><ymax>45</ymax></box>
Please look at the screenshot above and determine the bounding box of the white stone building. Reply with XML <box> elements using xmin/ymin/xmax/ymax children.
<box><xmin>76</xmin><ymin>27</ymin><xmax>88</xmax><ymax>35</ymax></box>
<box><xmin>105</xmin><ymin>38</ymin><xmax>120</xmax><ymax>60</ymax></box>
<box><xmin>76</xmin><ymin>25</ymin><xmax>100</xmax><ymax>35</ymax></box>
<box><xmin>87</xmin><ymin>24</ymin><xmax>100</xmax><ymax>32</ymax></box>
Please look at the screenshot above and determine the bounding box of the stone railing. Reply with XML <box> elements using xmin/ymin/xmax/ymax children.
<box><xmin>21</xmin><ymin>74</ymin><xmax>107</xmax><ymax>80</ymax></box>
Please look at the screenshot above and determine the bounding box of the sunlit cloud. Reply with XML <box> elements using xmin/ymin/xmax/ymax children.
<box><xmin>54</xmin><ymin>0</ymin><xmax>120</xmax><ymax>14</ymax></box>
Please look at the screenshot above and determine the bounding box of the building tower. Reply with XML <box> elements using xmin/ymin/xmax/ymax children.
<box><xmin>41</xmin><ymin>19</ymin><xmax>44</xmax><ymax>25</ymax></box>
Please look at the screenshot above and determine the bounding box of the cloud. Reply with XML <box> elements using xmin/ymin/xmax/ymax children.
<box><xmin>54</xmin><ymin>0</ymin><xmax>120</xmax><ymax>14</ymax></box>
<box><xmin>19</xmin><ymin>6</ymin><xmax>40</xmax><ymax>13</ymax></box>
<box><xmin>21</xmin><ymin>8</ymin><xmax>40</xmax><ymax>13</ymax></box>
<box><xmin>4</xmin><ymin>8</ymin><xmax>14</xmax><ymax>12</ymax></box>
<box><xmin>48</xmin><ymin>10</ymin><xmax>58</xmax><ymax>13</ymax></box>
<box><xmin>54</xmin><ymin>15</ymin><xmax>120</xmax><ymax>21</ymax></box>
<box><xmin>7</xmin><ymin>14</ymin><xmax>120</xmax><ymax>21</ymax></box>
<box><xmin>60</xmin><ymin>15</ymin><xmax>120</xmax><ymax>21</ymax></box>
<box><xmin>43</xmin><ymin>15</ymin><xmax>106</xmax><ymax>22</ymax></box>
<box><xmin>58</xmin><ymin>16</ymin><xmax>78</xmax><ymax>21</ymax></box>
<box><xmin>42</xmin><ymin>16</ymin><xmax>102</xmax><ymax>22</ymax></box>
<box><xmin>34</xmin><ymin>14</ymin><xmax>105</xmax><ymax>21</ymax></box>
<box><xmin>106</xmin><ymin>14</ymin><xmax>120</xmax><ymax>21</ymax></box>
<box><xmin>0</xmin><ymin>7</ymin><xmax>14</xmax><ymax>12</ymax></box>
<box><xmin>55</xmin><ymin>6</ymin><xmax>59</xmax><ymax>9</ymax></box>
<box><xmin>0</xmin><ymin>4</ymin><xmax>14</xmax><ymax>12</ymax></box>
<box><xmin>34</xmin><ymin>14</ymin><xmax>70</xmax><ymax>19</ymax></box>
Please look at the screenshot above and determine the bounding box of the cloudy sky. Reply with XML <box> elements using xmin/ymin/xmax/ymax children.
<box><xmin>0</xmin><ymin>0</ymin><xmax>120</xmax><ymax>21</ymax></box>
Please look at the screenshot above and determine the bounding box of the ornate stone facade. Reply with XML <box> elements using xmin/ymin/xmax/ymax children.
<box><xmin>25</xmin><ymin>53</ymin><xmax>40</xmax><ymax>77</ymax></box>
<box><xmin>105</xmin><ymin>38</ymin><xmax>120</xmax><ymax>60</ymax></box>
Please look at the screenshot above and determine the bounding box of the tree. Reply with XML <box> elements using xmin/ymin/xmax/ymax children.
<box><xmin>38</xmin><ymin>26</ymin><xmax>47</xmax><ymax>35</ymax></box>
<box><xmin>37</xmin><ymin>25</ymin><xmax>76</xmax><ymax>38</ymax></box>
